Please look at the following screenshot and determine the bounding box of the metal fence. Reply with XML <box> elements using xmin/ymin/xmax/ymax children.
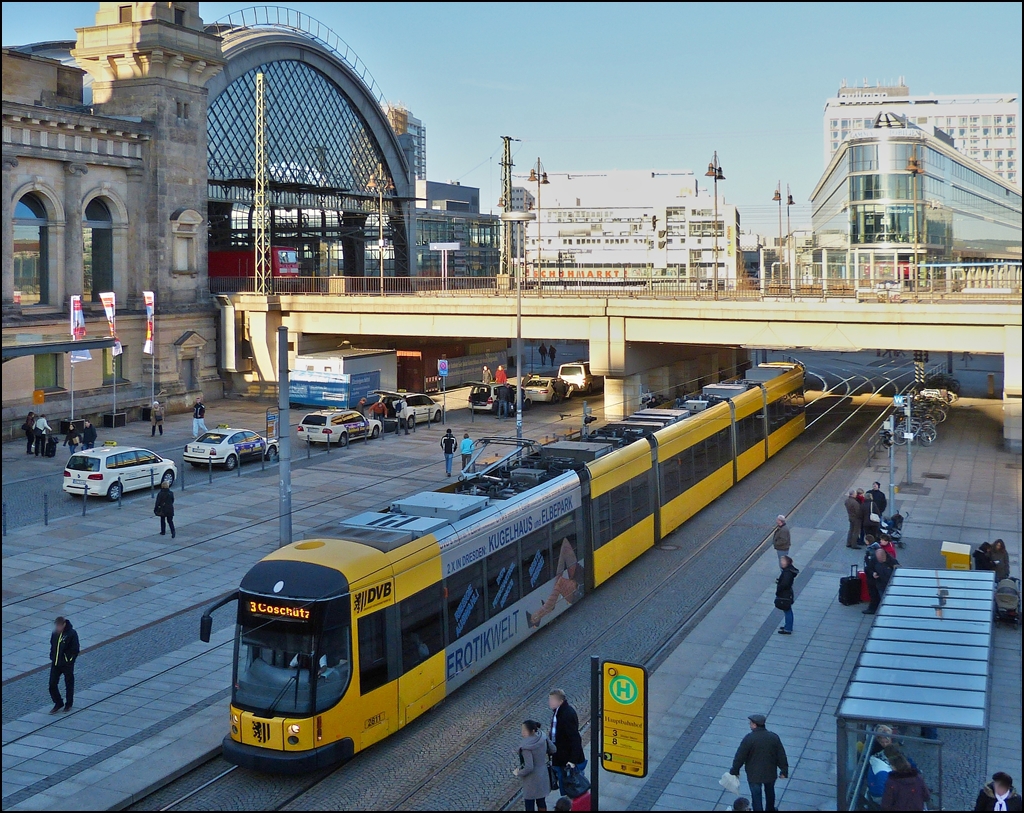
<box><xmin>209</xmin><ymin>262</ymin><xmax>1021</xmax><ymax>303</ymax></box>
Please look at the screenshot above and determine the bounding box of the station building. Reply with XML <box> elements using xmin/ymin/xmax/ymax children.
<box><xmin>2</xmin><ymin>2</ymin><xmax>415</xmax><ymax>425</ymax></box>
<box><xmin>810</xmin><ymin>114</ymin><xmax>1023</xmax><ymax>282</ymax></box>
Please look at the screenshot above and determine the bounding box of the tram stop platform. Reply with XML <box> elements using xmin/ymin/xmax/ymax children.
<box><xmin>594</xmin><ymin>400</ymin><xmax>1020</xmax><ymax>811</ymax></box>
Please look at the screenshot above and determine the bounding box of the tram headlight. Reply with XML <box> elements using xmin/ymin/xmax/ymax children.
<box><xmin>288</xmin><ymin>724</ymin><xmax>301</xmax><ymax>735</ymax></box>
<box><xmin>231</xmin><ymin>712</ymin><xmax>239</xmax><ymax>724</ymax></box>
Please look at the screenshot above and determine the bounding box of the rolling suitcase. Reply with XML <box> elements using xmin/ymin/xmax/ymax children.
<box><xmin>45</xmin><ymin>435</ymin><xmax>58</xmax><ymax>458</ymax></box>
<box><xmin>839</xmin><ymin>564</ymin><xmax>861</xmax><ymax>605</ymax></box>
<box><xmin>859</xmin><ymin>570</ymin><xmax>871</xmax><ymax>603</ymax></box>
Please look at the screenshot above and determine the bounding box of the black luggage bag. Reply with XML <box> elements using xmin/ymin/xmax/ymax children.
<box><xmin>45</xmin><ymin>435</ymin><xmax>58</xmax><ymax>458</ymax></box>
<box><xmin>839</xmin><ymin>564</ymin><xmax>861</xmax><ymax>605</ymax></box>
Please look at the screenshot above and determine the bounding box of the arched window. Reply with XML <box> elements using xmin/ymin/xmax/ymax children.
<box><xmin>13</xmin><ymin>194</ymin><xmax>48</xmax><ymax>305</ymax></box>
<box><xmin>84</xmin><ymin>198</ymin><xmax>113</xmax><ymax>302</ymax></box>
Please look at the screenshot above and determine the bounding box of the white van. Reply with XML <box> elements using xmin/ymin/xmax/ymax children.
<box><xmin>64</xmin><ymin>447</ymin><xmax>177</xmax><ymax>501</ymax></box>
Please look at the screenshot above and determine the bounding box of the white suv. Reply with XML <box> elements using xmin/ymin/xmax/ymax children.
<box><xmin>64</xmin><ymin>447</ymin><xmax>177</xmax><ymax>501</ymax></box>
<box><xmin>557</xmin><ymin>362</ymin><xmax>601</xmax><ymax>396</ymax></box>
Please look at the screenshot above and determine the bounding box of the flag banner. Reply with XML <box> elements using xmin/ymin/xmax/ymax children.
<box><xmin>70</xmin><ymin>295</ymin><xmax>86</xmax><ymax>340</ymax></box>
<box><xmin>99</xmin><ymin>292</ymin><xmax>122</xmax><ymax>355</ymax></box>
<box><xmin>143</xmin><ymin>290</ymin><xmax>155</xmax><ymax>355</ymax></box>
<box><xmin>70</xmin><ymin>349</ymin><xmax>92</xmax><ymax>364</ymax></box>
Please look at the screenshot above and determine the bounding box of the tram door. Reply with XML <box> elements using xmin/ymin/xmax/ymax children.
<box><xmin>354</xmin><ymin>602</ymin><xmax>398</xmax><ymax>750</ymax></box>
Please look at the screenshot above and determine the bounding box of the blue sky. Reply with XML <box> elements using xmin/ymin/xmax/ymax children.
<box><xmin>3</xmin><ymin>2</ymin><xmax>1020</xmax><ymax>233</ymax></box>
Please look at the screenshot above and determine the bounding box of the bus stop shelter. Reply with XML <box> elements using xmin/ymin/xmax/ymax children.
<box><xmin>836</xmin><ymin>568</ymin><xmax>995</xmax><ymax>811</ymax></box>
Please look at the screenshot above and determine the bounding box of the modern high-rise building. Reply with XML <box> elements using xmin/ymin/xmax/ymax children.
<box><xmin>385</xmin><ymin>104</ymin><xmax>426</xmax><ymax>181</ymax></box>
<box><xmin>414</xmin><ymin>181</ymin><xmax>499</xmax><ymax>276</ymax></box>
<box><xmin>823</xmin><ymin>80</ymin><xmax>1019</xmax><ymax>187</ymax></box>
<box><xmin>522</xmin><ymin>170</ymin><xmax>741</xmax><ymax>286</ymax></box>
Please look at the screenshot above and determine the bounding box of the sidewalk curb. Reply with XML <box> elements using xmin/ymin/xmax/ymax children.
<box><xmin>111</xmin><ymin>738</ymin><xmax>223</xmax><ymax>811</ymax></box>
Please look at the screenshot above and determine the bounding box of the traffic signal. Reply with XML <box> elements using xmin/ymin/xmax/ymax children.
<box><xmin>913</xmin><ymin>350</ymin><xmax>930</xmax><ymax>363</ymax></box>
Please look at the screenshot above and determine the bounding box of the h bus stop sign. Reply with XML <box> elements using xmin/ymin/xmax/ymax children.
<box><xmin>601</xmin><ymin>659</ymin><xmax>648</xmax><ymax>777</ymax></box>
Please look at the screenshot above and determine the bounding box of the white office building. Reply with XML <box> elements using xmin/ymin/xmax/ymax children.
<box><xmin>824</xmin><ymin>80</ymin><xmax>1019</xmax><ymax>186</ymax></box>
<box><xmin>385</xmin><ymin>103</ymin><xmax>426</xmax><ymax>181</ymax></box>
<box><xmin>522</xmin><ymin>170</ymin><xmax>740</xmax><ymax>286</ymax></box>
<box><xmin>508</xmin><ymin>186</ymin><xmax>535</xmax><ymax>211</ymax></box>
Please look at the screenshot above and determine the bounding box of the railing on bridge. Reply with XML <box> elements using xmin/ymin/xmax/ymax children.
<box><xmin>209</xmin><ymin>262</ymin><xmax>1021</xmax><ymax>302</ymax></box>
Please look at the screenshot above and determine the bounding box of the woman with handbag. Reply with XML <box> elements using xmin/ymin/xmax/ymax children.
<box><xmin>155</xmin><ymin>482</ymin><xmax>175</xmax><ymax>538</ymax></box>
<box><xmin>775</xmin><ymin>556</ymin><xmax>799</xmax><ymax>635</ymax></box>
<box><xmin>513</xmin><ymin>719</ymin><xmax>554</xmax><ymax>811</ymax></box>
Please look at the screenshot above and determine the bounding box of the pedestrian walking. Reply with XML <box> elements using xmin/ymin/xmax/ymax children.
<box><xmin>440</xmin><ymin>429</ymin><xmax>457</xmax><ymax>477</ymax></box>
<box><xmin>539</xmin><ymin>344</ymin><xmax>549</xmax><ymax>368</ymax></box>
<box><xmin>775</xmin><ymin>556</ymin><xmax>799</xmax><ymax>635</ymax></box>
<box><xmin>482</xmin><ymin>365</ymin><xmax>494</xmax><ymax>385</ymax></box>
<box><xmin>989</xmin><ymin>539</ymin><xmax>1011</xmax><ymax>582</ymax></box>
<box><xmin>155</xmin><ymin>481</ymin><xmax>176</xmax><ymax>538</ymax></box>
<box><xmin>394</xmin><ymin>395</ymin><xmax>409</xmax><ymax>434</ymax></box>
<box><xmin>33</xmin><ymin>413</ymin><xmax>52</xmax><ymax>456</ymax></box>
<box><xmin>81</xmin><ymin>420</ymin><xmax>97</xmax><ymax>450</ymax></box>
<box><xmin>867</xmin><ymin>481</ymin><xmax>888</xmax><ymax>516</ymax></box>
<box><xmin>772</xmin><ymin>515</ymin><xmax>791</xmax><ymax>562</ymax></box>
<box><xmin>495</xmin><ymin>365</ymin><xmax>508</xmax><ymax>385</ymax></box>
<box><xmin>48</xmin><ymin>616</ymin><xmax>80</xmax><ymax>714</ymax></box>
<box><xmin>548</xmin><ymin>689</ymin><xmax>587</xmax><ymax>797</ymax></box>
<box><xmin>548</xmin><ymin>345</ymin><xmax>557</xmax><ymax>367</ymax></box>
<box><xmin>845</xmin><ymin>490</ymin><xmax>862</xmax><ymax>548</ymax></box>
<box><xmin>881</xmin><ymin>749</ymin><xmax>930</xmax><ymax>811</ymax></box>
<box><xmin>512</xmin><ymin>719</ymin><xmax>554</xmax><ymax>811</ymax></box>
<box><xmin>150</xmin><ymin>401</ymin><xmax>164</xmax><ymax>436</ymax></box>
<box><xmin>22</xmin><ymin>411</ymin><xmax>36</xmax><ymax>454</ymax></box>
<box><xmin>192</xmin><ymin>396</ymin><xmax>208</xmax><ymax>439</ymax></box>
<box><xmin>729</xmin><ymin>713</ymin><xmax>788</xmax><ymax>812</ymax></box>
<box><xmin>63</xmin><ymin>424</ymin><xmax>81</xmax><ymax>455</ymax></box>
<box><xmin>863</xmin><ymin>547</ymin><xmax>895</xmax><ymax>614</ymax></box>
<box><xmin>460</xmin><ymin>432</ymin><xmax>474</xmax><ymax>470</ymax></box>
<box><xmin>974</xmin><ymin>772</ymin><xmax>1022</xmax><ymax>811</ymax></box>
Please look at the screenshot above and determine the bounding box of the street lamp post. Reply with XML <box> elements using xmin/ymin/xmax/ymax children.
<box><xmin>367</xmin><ymin>164</ymin><xmax>394</xmax><ymax>296</ymax></box>
<box><xmin>772</xmin><ymin>182</ymin><xmax>783</xmax><ymax>287</ymax></box>
<box><xmin>705</xmin><ymin>153</ymin><xmax>725</xmax><ymax>297</ymax></box>
<box><xmin>528</xmin><ymin>160</ymin><xmax>550</xmax><ymax>284</ymax></box>
<box><xmin>500</xmin><ymin>210</ymin><xmax>536</xmax><ymax>441</ymax></box>
<box><xmin>786</xmin><ymin>184</ymin><xmax>795</xmax><ymax>293</ymax></box>
<box><xmin>907</xmin><ymin>146</ymin><xmax>923</xmax><ymax>292</ymax></box>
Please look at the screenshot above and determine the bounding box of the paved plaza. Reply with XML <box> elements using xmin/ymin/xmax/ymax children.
<box><xmin>1</xmin><ymin>398</ymin><xmax>1019</xmax><ymax>810</ymax></box>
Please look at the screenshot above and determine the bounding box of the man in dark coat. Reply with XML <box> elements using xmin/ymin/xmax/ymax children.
<box><xmin>548</xmin><ymin>689</ymin><xmax>586</xmax><ymax>797</ymax></box>
<box><xmin>844</xmin><ymin>491</ymin><xmax>862</xmax><ymax>548</ymax></box>
<box><xmin>863</xmin><ymin>547</ymin><xmax>895</xmax><ymax>615</ymax></box>
<box><xmin>974</xmin><ymin>772</ymin><xmax>1023</xmax><ymax>811</ymax></box>
<box><xmin>730</xmin><ymin>714</ymin><xmax>788</xmax><ymax>812</ymax></box>
<box><xmin>48</xmin><ymin>616</ymin><xmax>80</xmax><ymax>713</ymax></box>
<box><xmin>81</xmin><ymin>420</ymin><xmax>97</xmax><ymax>450</ymax></box>
<box><xmin>860</xmin><ymin>491</ymin><xmax>881</xmax><ymax>543</ymax></box>
<box><xmin>867</xmin><ymin>481</ymin><xmax>888</xmax><ymax>516</ymax></box>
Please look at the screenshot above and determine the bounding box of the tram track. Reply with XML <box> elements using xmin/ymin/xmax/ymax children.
<box><xmin>133</xmin><ymin>370</ymin><xmax>905</xmax><ymax>812</ymax></box>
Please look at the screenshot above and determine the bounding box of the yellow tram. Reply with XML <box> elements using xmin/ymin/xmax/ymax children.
<box><xmin>201</xmin><ymin>363</ymin><xmax>804</xmax><ymax>772</ymax></box>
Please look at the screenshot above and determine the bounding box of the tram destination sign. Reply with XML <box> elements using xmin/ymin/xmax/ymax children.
<box><xmin>601</xmin><ymin>659</ymin><xmax>648</xmax><ymax>777</ymax></box>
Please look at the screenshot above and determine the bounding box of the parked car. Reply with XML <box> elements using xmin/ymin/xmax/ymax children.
<box><xmin>63</xmin><ymin>446</ymin><xmax>177</xmax><ymax>501</ymax></box>
<box><xmin>370</xmin><ymin>391</ymin><xmax>442</xmax><ymax>425</ymax></box>
<box><xmin>183</xmin><ymin>428</ymin><xmax>278</xmax><ymax>470</ymax></box>
<box><xmin>523</xmin><ymin>375</ymin><xmax>570</xmax><ymax>403</ymax></box>
<box><xmin>296</xmin><ymin>409</ymin><xmax>382</xmax><ymax>446</ymax></box>
<box><xmin>557</xmin><ymin>361</ymin><xmax>602</xmax><ymax>396</ymax></box>
<box><xmin>467</xmin><ymin>381</ymin><xmax>532</xmax><ymax>414</ymax></box>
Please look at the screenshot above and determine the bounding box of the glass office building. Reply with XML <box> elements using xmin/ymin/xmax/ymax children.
<box><xmin>811</xmin><ymin>116</ymin><xmax>1022</xmax><ymax>282</ymax></box>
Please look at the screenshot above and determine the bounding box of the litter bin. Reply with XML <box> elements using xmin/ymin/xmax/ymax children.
<box><xmin>940</xmin><ymin>541</ymin><xmax>972</xmax><ymax>570</ymax></box>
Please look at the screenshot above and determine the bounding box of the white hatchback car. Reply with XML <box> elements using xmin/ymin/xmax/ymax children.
<box><xmin>63</xmin><ymin>446</ymin><xmax>177</xmax><ymax>501</ymax></box>
<box><xmin>183</xmin><ymin>428</ymin><xmax>278</xmax><ymax>470</ymax></box>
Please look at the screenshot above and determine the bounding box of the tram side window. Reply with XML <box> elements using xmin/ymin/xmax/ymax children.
<box><xmin>692</xmin><ymin>437</ymin><xmax>710</xmax><ymax>482</ymax></box>
<box><xmin>610</xmin><ymin>482</ymin><xmax>633</xmax><ymax>539</ymax></box>
<box><xmin>446</xmin><ymin>561</ymin><xmax>485</xmax><ymax>644</ymax></box>
<box><xmin>630</xmin><ymin>476</ymin><xmax>651</xmax><ymax>525</ymax></box>
<box><xmin>594</xmin><ymin>492</ymin><xmax>612</xmax><ymax>549</ymax></box>
<box><xmin>521</xmin><ymin>527</ymin><xmax>552</xmax><ymax>590</ymax></box>
<box><xmin>717</xmin><ymin>428</ymin><xmax>733</xmax><ymax>468</ymax></box>
<box><xmin>399</xmin><ymin>585</ymin><xmax>443</xmax><ymax>675</ymax></box>
<box><xmin>486</xmin><ymin>542</ymin><xmax>520</xmax><ymax>619</ymax></box>
<box><xmin>357</xmin><ymin>610</ymin><xmax>390</xmax><ymax>695</ymax></box>
<box><xmin>661</xmin><ymin>453</ymin><xmax>681</xmax><ymax>503</ymax></box>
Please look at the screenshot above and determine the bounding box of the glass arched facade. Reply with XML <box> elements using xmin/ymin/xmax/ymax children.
<box><xmin>13</xmin><ymin>194</ymin><xmax>48</xmax><ymax>306</ymax></box>
<box><xmin>83</xmin><ymin>198</ymin><xmax>113</xmax><ymax>301</ymax></box>
<box><xmin>812</xmin><ymin>128</ymin><xmax>1022</xmax><ymax>282</ymax></box>
<box><xmin>207</xmin><ymin>59</ymin><xmax>408</xmax><ymax>279</ymax></box>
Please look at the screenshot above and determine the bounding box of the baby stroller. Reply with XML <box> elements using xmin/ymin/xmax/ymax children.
<box><xmin>994</xmin><ymin>577</ymin><xmax>1020</xmax><ymax>629</ymax></box>
<box><xmin>879</xmin><ymin>510</ymin><xmax>906</xmax><ymax>549</ymax></box>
